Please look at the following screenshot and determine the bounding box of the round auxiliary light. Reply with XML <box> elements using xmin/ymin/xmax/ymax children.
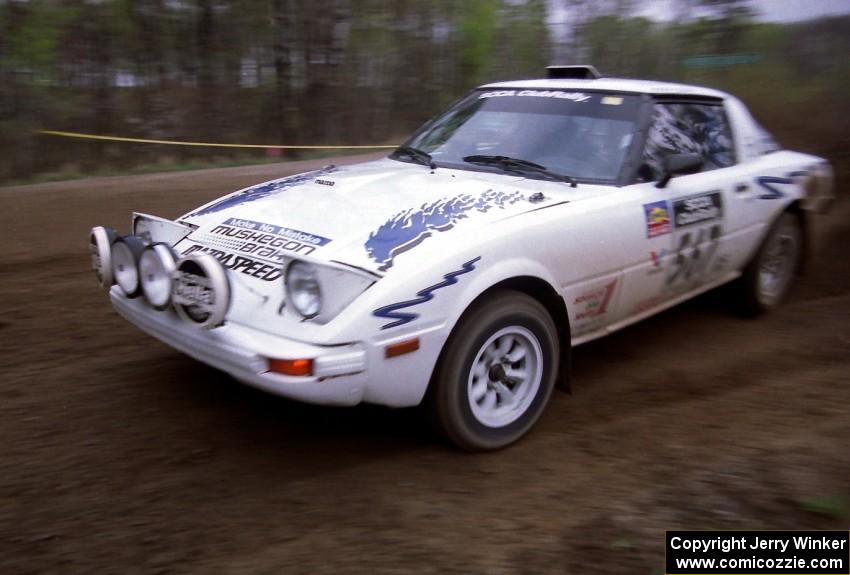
<box><xmin>89</xmin><ymin>226</ymin><xmax>118</xmax><ymax>287</ymax></box>
<box><xmin>285</xmin><ymin>261</ymin><xmax>322</xmax><ymax>319</ymax></box>
<box><xmin>172</xmin><ymin>254</ymin><xmax>230</xmax><ymax>329</ymax></box>
<box><xmin>111</xmin><ymin>235</ymin><xmax>147</xmax><ymax>298</ymax></box>
<box><xmin>139</xmin><ymin>243</ymin><xmax>177</xmax><ymax>310</ymax></box>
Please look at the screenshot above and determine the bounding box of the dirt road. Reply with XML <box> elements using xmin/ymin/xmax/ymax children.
<box><xmin>2</xmin><ymin>156</ymin><xmax>848</xmax><ymax>574</ymax></box>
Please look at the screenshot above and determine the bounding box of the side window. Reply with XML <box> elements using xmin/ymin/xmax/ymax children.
<box><xmin>639</xmin><ymin>102</ymin><xmax>735</xmax><ymax>181</ymax></box>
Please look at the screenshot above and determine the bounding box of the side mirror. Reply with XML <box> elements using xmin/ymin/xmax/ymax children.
<box><xmin>656</xmin><ymin>153</ymin><xmax>703</xmax><ymax>188</ymax></box>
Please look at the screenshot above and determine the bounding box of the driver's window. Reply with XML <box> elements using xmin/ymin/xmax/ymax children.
<box><xmin>638</xmin><ymin>102</ymin><xmax>735</xmax><ymax>182</ymax></box>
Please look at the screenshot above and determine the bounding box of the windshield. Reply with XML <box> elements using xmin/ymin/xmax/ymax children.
<box><xmin>396</xmin><ymin>89</ymin><xmax>641</xmax><ymax>183</ymax></box>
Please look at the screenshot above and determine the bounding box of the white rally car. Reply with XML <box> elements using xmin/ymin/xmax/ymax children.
<box><xmin>90</xmin><ymin>66</ymin><xmax>833</xmax><ymax>450</ymax></box>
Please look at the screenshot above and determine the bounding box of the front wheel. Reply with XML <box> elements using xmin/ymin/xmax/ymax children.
<box><xmin>427</xmin><ymin>290</ymin><xmax>559</xmax><ymax>451</ymax></box>
<box><xmin>738</xmin><ymin>211</ymin><xmax>802</xmax><ymax>315</ymax></box>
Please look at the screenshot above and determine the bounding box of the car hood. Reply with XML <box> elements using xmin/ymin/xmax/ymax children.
<box><xmin>178</xmin><ymin>158</ymin><xmax>574</xmax><ymax>275</ymax></box>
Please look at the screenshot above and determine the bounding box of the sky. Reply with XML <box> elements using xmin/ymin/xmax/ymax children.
<box><xmin>545</xmin><ymin>0</ymin><xmax>850</xmax><ymax>52</ymax></box>
<box><xmin>635</xmin><ymin>0</ymin><xmax>850</xmax><ymax>22</ymax></box>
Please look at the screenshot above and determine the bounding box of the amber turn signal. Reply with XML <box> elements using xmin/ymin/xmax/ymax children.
<box><xmin>267</xmin><ymin>358</ymin><xmax>314</xmax><ymax>376</ymax></box>
<box><xmin>384</xmin><ymin>338</ymin><xmax>420</xmax><ymax>359</ymax></box>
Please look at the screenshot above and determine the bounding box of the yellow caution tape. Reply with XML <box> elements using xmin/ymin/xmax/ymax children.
<box><xmin>38</xmin><ymin>130</ymin><xmax>397</xmax><ymax>150</ymax></box>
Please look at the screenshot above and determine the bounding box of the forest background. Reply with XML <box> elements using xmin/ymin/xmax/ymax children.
<box><xmin>2</xmin><ymin>0</ymin><xmax>848</xmax><ymax>185</ymax></box>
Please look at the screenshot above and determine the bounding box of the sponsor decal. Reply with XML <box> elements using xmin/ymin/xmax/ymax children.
<box><xmin>218</xmin><ymin>217</ymin><xmax>331</xmax><ymax>246</ymax></box>
<box><xmin>650</xmin><ymin>250</ymin><xmax>662</xmax><ymax>267</ymax></box>
<box><xmin>314</xmin><ymin>179</ymin><xmax>335</xmax><ymax>187</ymax></box>
<box><xmin>186</xmin><ymin>217</ymin><xmax>331</xmax><ymax>271</ymax></box>
<box><xmin>648</xmin><ymin>249</ymin><xmax>668</xmax><ymax>275</ymax></box>
<box><xmin>643</xmin><ymin>200</ymin><xmax>672</xmax><ymax>238</ymax></box>
<box><xmin>182</xmin><ymin>244</ymin><xmax>283</xmax><ymax>281</ymax></box>
<box><xmin>187</xmin><ymin>167</ymin><xmax>336</xmax><ymax>217</ymax></box>
<box><xmin>365</xmin><ymin>189</ymin><xmax>524</xmax><ymax>271</ymax></box>
<box><xmin>672</xmin><ymin>192</ymin><xmax>723</xmax><ymax>228</ymax></box>
<box><xmin>601</xmin><ymin>96</ymin><xmax>623</xmax><ymax>106</ymax></box>
<box><xmin>574</xmin><ymin>280</ymin><xmax>617</xmax><ymax>321</ymax></box>
<box><xmin>478</xmin><ymin>89</ymin><xmax>591</xmax><ymax>102</ymax></box>
<box><xmin>640</xmin><ymin>194</ymin><xmax>724</xmax><ymax>287</ymax></box>
<box><xmin>373</xmin><ymin>257</ymin><xmax>481</xmax><ymax>329</ymax></box>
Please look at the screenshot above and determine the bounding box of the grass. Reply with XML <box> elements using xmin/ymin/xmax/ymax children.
<box><xmin>799</xmin><ymin>495</ymin><xmax>849</xmax><ymax>519</ymax></box>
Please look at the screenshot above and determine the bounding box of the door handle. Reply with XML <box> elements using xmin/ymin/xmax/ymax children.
<box><xmin>734</xmin><ymin>183</ymin><xmax>749</xmax><ymax>193</ymax></box>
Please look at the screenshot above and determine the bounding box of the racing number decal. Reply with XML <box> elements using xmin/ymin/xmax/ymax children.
<box><xmin>666</xmin><ymin>224</ymin><xmax>722</xmax><ymax>286</ymax></box>
<box><xmin>666</xmin><ymin>192</ymin><xmax>724</xmax><ymax>287</ymax></box>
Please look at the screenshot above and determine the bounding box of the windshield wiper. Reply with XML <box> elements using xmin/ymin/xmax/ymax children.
<box><xmin>393</xmin><ymin>146</ymin><xmax>437</xmax><ymax>170</ymax></box>
<box><xmin>462</xmin><ymin>155</ymin><xmax>577</xmax><ymax>187</ymax></box>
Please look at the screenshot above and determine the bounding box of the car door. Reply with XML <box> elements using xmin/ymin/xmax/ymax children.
<box><xmin>615</xmin><ymin>99</ymin><xmax>739</xmax><ymax>323</ymax></box>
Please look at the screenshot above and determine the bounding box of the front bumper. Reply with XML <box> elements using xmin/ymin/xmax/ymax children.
<box><xmin>110</xmin><ymin>288</ymin><xmax>368</xmax><ymax>405</ymax></box>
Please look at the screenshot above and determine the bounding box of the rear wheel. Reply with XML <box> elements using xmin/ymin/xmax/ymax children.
<box><xmin>738</xmin><ymin>212</ymin><xmax>802</xmax><ymax>315</ymax></box>
<box><xmin>427</xmin><ymin>290</ymin><xmax>559</xmax><ymax>451</ymax></box>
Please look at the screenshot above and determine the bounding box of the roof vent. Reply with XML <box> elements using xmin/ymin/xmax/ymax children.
<box><xmin>546</xmin><ymin>65</ymin><xmax>601</xmax><ymax>80</ymax></box>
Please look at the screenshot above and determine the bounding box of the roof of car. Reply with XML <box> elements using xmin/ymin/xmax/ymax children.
<box><xmin>480</xmin><ymin>77</ymin><xmax>730</xmax><ymax>100</ymax></box>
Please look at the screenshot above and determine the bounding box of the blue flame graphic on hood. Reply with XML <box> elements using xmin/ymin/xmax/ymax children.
<box><xmin>187</xmin><ymin>167</ymin><xmax>336</xmax><ymax>218</ymax></box>
<box><xmin>365</xmin><ymin>189</ymin><xmax>525</xmax><ymax>271</ymax></box>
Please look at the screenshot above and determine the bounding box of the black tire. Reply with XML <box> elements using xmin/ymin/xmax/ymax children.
<box><xmin>737</xmin><ymin>212</ymin><xmax>802</xmax><ymax>316</ymax></box>
<box><xmin>427</xmin><ymin>290</ymin><xmax>559</xmax><ymax>451</ymax></box>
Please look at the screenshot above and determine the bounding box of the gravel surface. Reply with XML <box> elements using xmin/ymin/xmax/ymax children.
<box><xmin>2</xmin><ymin>155</ymin><xmax>848</xmax><ymax>574</ymax></box>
